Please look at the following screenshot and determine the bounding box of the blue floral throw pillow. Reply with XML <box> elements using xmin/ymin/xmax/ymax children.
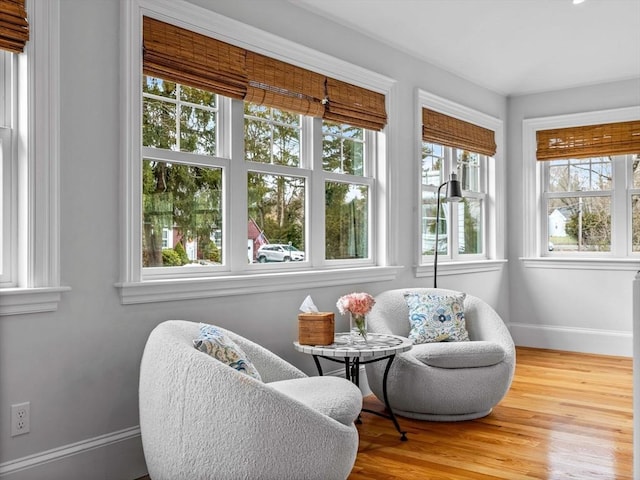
<box><xmin>404</xmin><ymin>292</ymin><xmax>470</xmax><ymax>344</ymax></box>
<box><xmin>193</xmin><ymin>323</ymin><xmax>262</xmax><ymax>381</ymax></box>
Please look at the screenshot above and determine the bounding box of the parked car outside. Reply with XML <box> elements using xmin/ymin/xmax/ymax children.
<box><xmin>256</xmin><ymin>244</ymin><xmax>305</xmax><ymax>262</ymax></box>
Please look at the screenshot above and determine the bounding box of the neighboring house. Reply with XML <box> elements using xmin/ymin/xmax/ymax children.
<box><xmin>548</xmin><ymin>209</ymin><xmax>568</xmax><ymax>237</ymax></box>
<box><xmin>248</xmin><ymin>218</ymin><xmax>269</xmax><ymax>262</ymax></box>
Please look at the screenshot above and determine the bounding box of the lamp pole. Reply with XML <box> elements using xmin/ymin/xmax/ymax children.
<box><xmin>433</xmin><ymin>173</ymin><xmax>463</xmax><ymax>288</ymax></box>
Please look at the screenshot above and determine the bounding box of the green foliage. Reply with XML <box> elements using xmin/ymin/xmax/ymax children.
<box><xmin>325</xmin><ymin>182</ymin><xmax>368</xmax><ymax>259</ymax></box>
<box><xmin>174</xmin><ymin>242</ymin><xmax>190</xmax><ymax>265</ymax></box>
<box><xmin>203</xmin><ymin>241</ymin><xmax>220</xmax><ymax>263</ymax></box>
<box><xmin>566</xmin><ymin>208</ymin><xmax>611</xmax><ymax>250</ymax></box>
<box><xmin>161</xmin><ymin>248</ymin><xmax>182</xmax><ymax>266</ymax></box>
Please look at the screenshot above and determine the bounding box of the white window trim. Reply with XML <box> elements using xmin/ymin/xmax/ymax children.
<box><xmin>414</xmin><ymin>89</ymin><xmax>506</xmax><ymax>279</ymax></box>
<box><xmin>0</xmin><ymin>0</ymin><xmax>69</xmax><ymax>316</ymax></box>
<box><xmin>521</xmin><ymin>106</ymin><xmax>640</xmax><ymax>271</ymax></box>
<box><xmin>117</xmin><ymin>0</ymin><xmax>400</xmax><ymax>304</ymax></box>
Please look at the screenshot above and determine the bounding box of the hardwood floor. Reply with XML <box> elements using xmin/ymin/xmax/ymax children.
<box><xmin>352</xmin><ymin>347</ymin><xmax>633</xmax><ymax>480</ymax></box>
<box><xmin>137</xmin><ymin>347</ymin><xmax>633</xmax><ymax>480</ymax></box>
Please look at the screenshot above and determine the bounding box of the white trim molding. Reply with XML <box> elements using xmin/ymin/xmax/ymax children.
<box><xmin>415</xmin><ymin>259</ymin><xmax>507</xmax><ymax>278</ymax></box>
<box><xmin>510</xmin><ymin>322</ymin><xmax>633</xmax><ymax>357</ymax></box>
<box><xmin>0</xmin><ymin>0</ymin><xmax>70</xmax><ymax>316</ymax></box>
<box><xmin>117</xmin><ymin>265</ymin><xmax>402</xmax><ymax>304</ymax></box>
<box><xmin>0</xmin><ymin>426</ymin><xmax>141</xmax><ymax>477</ymax></box>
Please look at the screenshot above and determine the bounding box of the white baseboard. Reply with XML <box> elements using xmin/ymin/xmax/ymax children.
<box><xmin>0</xmin><ymin>426</ymin><xmax>146</xmax><ymax>480</ymax></box>
<box><xmin>509</xmin><ymin>322</ymin><xmax>633</xmax><ymax>357</ymax></box>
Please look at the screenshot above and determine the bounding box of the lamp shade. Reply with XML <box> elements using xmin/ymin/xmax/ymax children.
<box><xmin>446</xmin><ymin>173</ymin><xmax>463</xmax><ymax>201</ymax></box>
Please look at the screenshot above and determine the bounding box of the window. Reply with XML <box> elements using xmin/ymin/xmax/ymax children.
<box><xmin>542</xmin><ymin>154</ymin><xmax>639</xmax><ymax>255</ymax></box>
<box><xmin>420</xmin><ymin>142</ymin><xmax>487</xmax><ymax>262</ymax></box>
<box><xmin>0</xmin><ymin>0</ymin><xmax>68</xmax><ymax>316</ymax></box>
<box><xmin>141</xmin><ymin>76</ymin><xmax>375</xmax><ymax>273</ymax></box>
<box><xmin>417</xmin><ymin>91</ymin><xmax>504</xmax><ymax>277</ymax></box>
<box><xmin>544</xmin><ymin>156</ymin><xmax>613</xmax><ymax>253</ymax></box>
<box><xmin>0</xmin><ymin>50</ymin><xmax>15</xmax><ymax>286</ymax></box>
<box><xmin>118</xmin><ymin>2</ymin><xmax>398</xmax><ymax>303</ymax></box>
<box><xmin>522</xmin><ymin>108</ymin><xmax>640</xmax><ymax>266</ymax></box>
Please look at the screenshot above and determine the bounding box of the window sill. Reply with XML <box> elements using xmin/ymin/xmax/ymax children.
<box><xmin>0</xmin><ymin>286</ymin><xmax>71</xmax><ymax>316</ymax></box>
<box><xmin>115</xmin><ymin>265</ymin><xmax>403</xmax><ymax>305</ymax></box>
<box><xmin>415</xmin><ymin>259</ymin><xmax>507</xmax><ymax>278</ymax></box>
<box><xmin>521</xmin><ymin>257</ymin><xmax>640</xmax><ymax>271</ymax></box>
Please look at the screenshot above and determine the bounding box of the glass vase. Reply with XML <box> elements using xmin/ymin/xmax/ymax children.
<box><xmin>349</xmin><ymin>313</ymin><xmax>368</xmax><ymax>344</ymax></box>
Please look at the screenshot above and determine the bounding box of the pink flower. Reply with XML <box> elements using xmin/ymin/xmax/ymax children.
<box><xmin>337</xmin><ymin>292</ymin><xmax>375</xmax><ymax>316</ymax></box>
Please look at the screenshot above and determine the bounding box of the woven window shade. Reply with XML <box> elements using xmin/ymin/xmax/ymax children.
<box><xmin>142</xmin><ymin>16</ymin><xmax>247</xmax><ymax>100</ymax></box>
<box><xmin>323</xmin><ymin>78</ymin><xmax>387</xmax><ymax>131</ymax></box>
<box><xmin>245</xmin><ymin>52</ymin><xmax>325</xmax><ymax>117</ymax></box>
<box><xmin>536</xmin><ymin>120</ymin><xmax>640</xmax><ymax>161</ymax></box>
<box><xmin>422</xmin><ymin>108</ymin><xmax>496</xmax><ymax>156</ymax></box>
<box><xmin>0</xmin><ymin>0</ymin><xmax>28</xmax><ymax>53</ymax></box>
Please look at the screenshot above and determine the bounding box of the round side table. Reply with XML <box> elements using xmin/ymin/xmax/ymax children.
<box><xmin>294</xmin><ymin>332</ymin><xmax>413</xmax><ymax>441</ymax></box>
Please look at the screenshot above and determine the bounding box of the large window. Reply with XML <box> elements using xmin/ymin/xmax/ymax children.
<box><xmin>0</xmin><ymin>0</ymin><xmax>67</xmax><ymax>316</ymax></box>
<box><xmin>522</xmin><ymin>109</ymin><xmax>640</xmax><ymax>264</ymax></box>
<box><xmin>0</xmin><ymin>50</ymin><xmax>14</xmax><ymax>286</ymax></box>
<box><xmin>420</xmin><ymin>142</ymin><xmax>487</xmax><ymax>262</ymax></box>
<box><xmin>119</xmin><ymin>3</ymin><xmax>395</xmax><ymax>303</ymax></box>
<box><xmin>543</xmin><ymin>154</ymin><xmax>639</xmax><ymax>255</ymax></box>
<box><xmin>417</xmin><ymin>92</ymin><xmax>503</xmax><ymax>274</ymax></box>
<box><xmin>141</xmin><ymin>75</ymin><xmax>375</xmax><ymax>273</ymax></box>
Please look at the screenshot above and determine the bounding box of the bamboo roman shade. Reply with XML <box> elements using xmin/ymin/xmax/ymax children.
<box><xmin>323</xmin><ymin>78</ymin><xmax>387</xmax><ymax>131</ymax></box>
<box><xmin>245</xmin><ymin>52</ymin><xmax>325</xmax><ymax>117</ymax></box>
<box><xmin>142</xmin><ymin>16</ymin><xmax>387</xmax><ymax>130</ymax></box>
<box><xmin>142</xmin><ymin>17</ymin><xmax>247</xmax><ymax>100</ymax></box>
<box><xmin>422</xmin><ymin>108</ymin><xmax>496</xmax><ymax>157</ymax></box>
<box><xmin>536</xmin><ymin>120</ymin><xmax>640</xmax><ymax>161</ymax></box>
<box><xmin>0</xmin><ymin>0</ymin><xmax>28</xmax><ymax>53</ymax></box>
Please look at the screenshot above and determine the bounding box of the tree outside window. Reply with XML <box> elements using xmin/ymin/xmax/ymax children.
<box><xmin>141</xmin><ymin>76</ymin><xmax>376</xmax><ymax>270</ymax></box>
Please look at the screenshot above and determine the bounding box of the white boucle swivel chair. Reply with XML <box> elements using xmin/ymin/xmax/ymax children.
<box><xmin>365</xmin><ymin>288</ymin><xmax>515</xmax><ymax>421</ymax></box>
<box><xmin>139</xmin><ymin>320</ymin><xmax>362</xmax><ymax>480</ymax></box>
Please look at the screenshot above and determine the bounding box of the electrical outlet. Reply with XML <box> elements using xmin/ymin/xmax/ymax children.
<box><xmin>11</xmin><ymin>402</ymin><xmax>30</xmax><ymax>436</ymax></box>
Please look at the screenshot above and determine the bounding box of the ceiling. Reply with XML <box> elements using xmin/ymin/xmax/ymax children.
<box><xmin>294</xmin><ymin>0</ymin><xmax>640</xmax><ymax>96</ymax></box>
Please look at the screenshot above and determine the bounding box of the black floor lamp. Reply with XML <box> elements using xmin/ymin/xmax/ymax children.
<box><xmin>433</xmin><ymin>173</ymin><xmax>463</xmax><ymax>288</ymax></box>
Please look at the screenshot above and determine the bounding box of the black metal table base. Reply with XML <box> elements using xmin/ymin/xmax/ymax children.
<box><xmin>312</xmin><ymin>354</ymin><xmax>407</xmax><ymax>441</ymax></box>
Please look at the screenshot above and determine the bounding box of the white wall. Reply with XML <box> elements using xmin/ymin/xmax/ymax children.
<box><xmin>0</xmin><ymin>0</ymin><xmax>508</xmax><ymax>478</ymax></box>
<box><xmin>507</xmin><ymin>80</ymin><xmax>640</xmax><ymax>356</ymax></box>
<box><xmin>2</xmin><ymin>0</ymin><xmax>636</xmax><ymax>477</ymax></box>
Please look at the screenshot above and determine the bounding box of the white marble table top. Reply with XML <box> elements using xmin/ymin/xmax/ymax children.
<box><xmin>294</xmin><ymin>332</ymin><xmax>413</xmax><ymax>359</ymax></box>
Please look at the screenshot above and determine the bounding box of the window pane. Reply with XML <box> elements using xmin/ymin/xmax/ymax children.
<box><xmin>421</xmin><ymin>191</ymin><xmax>448</xmax><ymax>256</ymax></box>
<box><xmin>143</xmin><ymin>75</ymin><xmax>176</xmax><ymax>99</ymax></box>
<box><xmin>325</xmin><ymin>182</ymin><xmax>368</xmax><ymax>259</ymax></box>
<box><xmin>547</xmin><ymin>196</ymin><xmax>611</xmax><ymax>252</ymax></box>
<box><xmin>180</xmin><ymin>105</ymin><xmax>216</xmax><ymax>155</ymax></box>
<box><xmin>422</xmin><ymin>142</ymin><xmax>443</xmax><ymax>187</ymax></box>
<box><xmin>179</xmin><ymin>84</ymin><xmax>216</xmax><ymax>107</ymax></box>
<box><xmin>244</xmin><ymin>104</ymin><xmax>301</xmax><ymax>167</ymax></box>
<box><xmin>548</xmin><ymin>158</ymin><xmax>612</xmax><ymax>193</ymax></box>
<box><xmin>247</xmin><ymin>172</ymin><xmax>305</xmax><ymax>263</ymax></box>
<box><xmin>322</xmin><ymin>121</ymin><xmax>365</xmax><ymax>176</ymax></box>
<box><xmin>143</xmin><ymin>160</ymin><xmax>223</xmax><ymax>267</ymax></box>
<box><xmin>458</xmin><ymin>198</ymin><xmax>482</xmax><ymax>254</ymax></box>
<box><xmin>632</xmin><ymin>154</ymin><xmax>640</xmax><ymax>188</ymax></box>
<box><xmin>143</xmin><ymin>97</ymin><xmax>176</xmax><ymax>150</ymax></box>
<box><xmin>633</xmin><ymin>193</ymin><xmax>640</xmax><ymax>252</ymax></box>
<box><xmin>457</xmin><ymin>150</ymin><xmax>480</xmax><ymax>192</ymax></box>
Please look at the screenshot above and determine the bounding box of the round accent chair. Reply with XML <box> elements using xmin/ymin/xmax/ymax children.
<box><xmin>139</xmin><ymin>320</ymin><xmax>362</xmax><ymax>480</ymax></box>
<box><xmin>365</xmin><ymin>288</ymin><xmax>515</xmax><ymax>421</ymax></box>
